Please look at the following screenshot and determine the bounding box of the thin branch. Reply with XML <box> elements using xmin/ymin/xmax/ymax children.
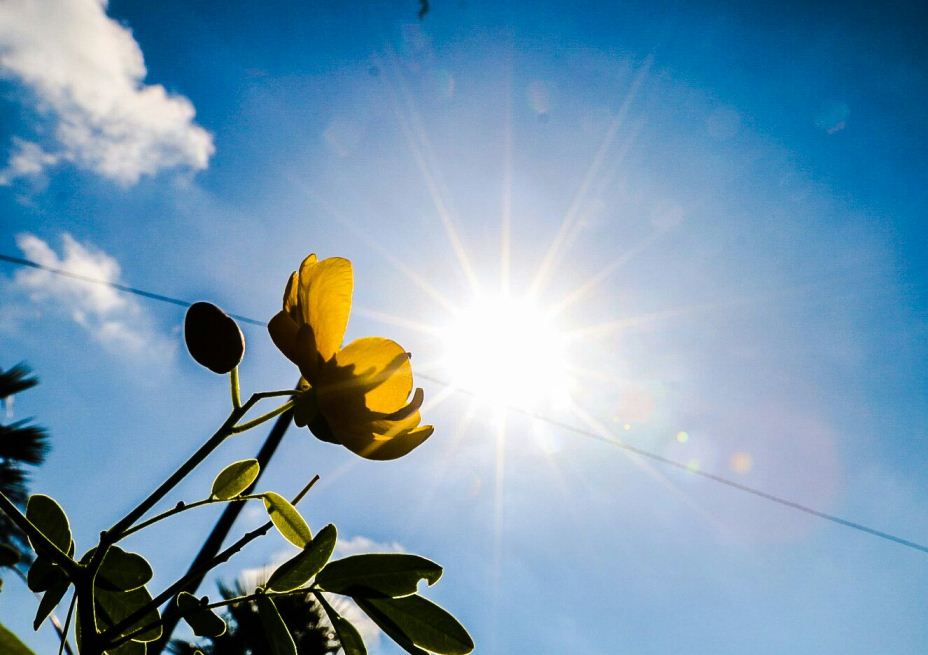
<box><xmin>58</xmin><ymin>591</ymin><xmax>77</xmax><ymax>655</ymax></box>
<box><xmin>106</xmin><ymin>395</ymin><xmax>264</xmax><ymax>540</ymax></box>
<box><xmin>232</xmin><ymin>399</ymin><xmax>296</xmax><ymax>434</ymax></box>
<box><xmin>117</xmin><ymin>494</ymin><xmax>265</xmax><ymax>540</ymax></box>
<box><xmin>230</xmin><ymin>368</ymin><xmax>242</xmax><ymax>410</ymax></box>
<box><xmin>101</xmin><ymin>475</ymin><xmax>320</xmax><ymax>646</ymax></box>
<box><xmin>10</xmin><ymin>565</ymin><xmax>76</xmax><ymax>655</ymax></box>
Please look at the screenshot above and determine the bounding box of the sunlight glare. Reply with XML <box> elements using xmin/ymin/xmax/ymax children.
<box><xmin>441</xmin><ymin>294</ymin><xmax>571</xmax><ymax>409</ymax></box>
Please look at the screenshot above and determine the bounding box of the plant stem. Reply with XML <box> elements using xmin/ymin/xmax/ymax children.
<box><xmin>10</xmin><ymin>566</ymin><xmax>75</xmax><ymax>655</ymax></box>
<box><xmin>100</xmin><ymin>475</ymin><xmax>320</xmax><ymax>647</ymax></box>
<box><xmin>230</xmin><ymin>367</ymin><xmax>242</xmax><ymax>410</ymax></box>
<box><xmin>106</xmin><ymin>394</ymin><xmax>263</xmax><ymax>540</ymax></box>
<box><xmin>117</xmin><ymin>494</ymin><xmax>266</xmax><ymax>540</ymax></box>
<box><xmin>58</xmin><ymin>591</ymin><xmax>77</xmax><ymax>655</ymax></box>
<box><xmin>232</xmin><ymin>399</ymin><xmax>296</xmax><ymax>433</ymax></box>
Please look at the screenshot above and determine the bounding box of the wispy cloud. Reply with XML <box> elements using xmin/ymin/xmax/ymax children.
<box><xmin>334</xmin><ymin>534</ymin><xmax>405</xmax><ymax>557</ymax></box>
<box><xmin>4</xmin><ymin>233</ymin><xmax>174</xmax><ymax>359</ymax></box>
<box><xmin>0</xmin><ymin>0</ymin><xmax>214</xmax><ymax>186</ymax></box>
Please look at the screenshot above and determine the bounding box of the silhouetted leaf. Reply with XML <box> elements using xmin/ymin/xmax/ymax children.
<box><xmin>105</xmin><ymin>639</ymin><xmax>145</xmax><ymax>655</ymax></box>
<box><xmin>267</xmin><ymin>524</ymin><xmax>337</xmax><ymax>592</ymax></box>
<box><xmin>255</xmin><ymin>594</ymin><xmax>296</xmax><ymax>655</ymax></box>
<box><xmin>96</xmin><ymin>586</ymin><xmax>162</xmax><ymax>643</ymax></box>
<box><xmin>33</xmin><ymin>576</ymin><xmax>69</xmax><ymax>630</ymax></box>
<box><xmin>25</xmin><ymin>494</ymin><xmax>71</xmax><ymax>556</ymax></box>
<box><xmin>0</xmin><ymin>363</ymin><xmax>38</xmax><ymax>398</ymax></box>
<box><xmin>27</xmin><ymin>556</ymin><xmax>66</xmax><ymax>592</ymax></box>
<box><xmin>211</xmin><ymin>459</ymin><xmax>260</xmax><ymax>500</ymax></box>
<box><xmin>315</xmin><ymin>592</ymin><xmax>366</xmax><ymax>655</ymax></box>
<box><xmin>98</xmin><ymin>546</ymin><xmax>153</xmax><ymax>592</ymax></box>
<box><xmin>316</xmin><ymin>554</ymin><xmax>441</xmax><ymax>598</ymax></box>
<box><xmin>356</xmin><ymin>595</ymin><xmax>473</xmax><ymax>655</ymax></box>
<box><xmin>262</xmin><ymin>492</ymin><xmax>311</xmax><ymax>548</ymax></box>
<box><xmin>176</xmin><ymin>592</ymin><xmax>227</xmax><ymax>637</ymax></box>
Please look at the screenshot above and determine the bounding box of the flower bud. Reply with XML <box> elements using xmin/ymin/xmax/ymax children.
<box><xmin>184</xmin><ymin>302</ymin><xmax>245</xmax><ymax>374</ymax></box>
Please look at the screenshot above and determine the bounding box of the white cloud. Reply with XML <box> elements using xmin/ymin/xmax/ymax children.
<box><xmin>7</xmin><ymin>232</ymin><xmax>174</xmax><ymax>358</ymax></box>
<box><xmin>0</xmin><ymin>138</ymin><xmax>59</xmax><ymax>185</ymax></box>
<box><xmin>334</xmin><ymin>535</ymin><xmax>405</xmax><ymax>557</ymax></box>
<box><xmin>0</xmin><ymin>0</ymin><xmax>214</xmax><ymax>185</ymax></box>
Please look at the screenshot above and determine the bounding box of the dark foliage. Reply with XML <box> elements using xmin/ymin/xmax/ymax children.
<box><xmin>168</xmin><ymin>581</ymin><xmax>340</xmax><ymax>655</ymax></box>
<box><xmin>0</xmin><ymin>363</ymin><xmax>49</xmax><ymax>555</ymax></box>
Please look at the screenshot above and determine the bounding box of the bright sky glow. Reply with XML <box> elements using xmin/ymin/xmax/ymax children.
<box><xmin>2</xmin><ymin>2</ymin><xmax>928</xmax><ymax>654</ymax></box>
<box><xmin>441</xmin><ymin>294</ymin><xmax>571</xmax><ymax>410</ymax></box>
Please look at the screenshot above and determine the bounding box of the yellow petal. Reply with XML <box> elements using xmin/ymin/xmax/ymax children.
<box><xmin>267</xmin><ymin>311</ymin><xmax>299</xmax><ymax>364</ymax></box>
<box><xmin>382</xmin><ymin>387</ymin><xmax>424</xmax><ymax>422</ymax></box>
<box><xmin>321</xmin><ymin>337</ymin><xmax>412</xmax><ymax>414</ymax></box>
<box><xmin>356</xmin><ymin>425</ymin><xmax>434</xmax><ymax>461</ymax></box>
<box><xmin>282</xmin><ymin>271</ymin><xmax>299</xmax><ymax>317</ymax></box>
<box><xmin>298</xmin><ymin>257</ymin><xmax>352</xmax><ymax>361</ymax></box>
<box><xmin>293</xmin><ymin>323</ymin><xmax>322</xmax><ymax>382</ymax></box>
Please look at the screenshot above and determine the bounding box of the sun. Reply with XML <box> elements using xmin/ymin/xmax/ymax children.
<box><xmin>440</xmin><ymin>293</ymin><xmax>572</xmax><ymax>409</ymax></box>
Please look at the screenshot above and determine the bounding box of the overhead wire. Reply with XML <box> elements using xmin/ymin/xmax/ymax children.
<box><xmin>2</xmin><ymin>251</ymin><xmax>926</xmax><ymax>555</ymax></box>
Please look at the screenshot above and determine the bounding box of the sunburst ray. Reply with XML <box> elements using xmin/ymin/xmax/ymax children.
<box><xmin>529</xmin><ymin>57</ymin><xmax>653</xmax><ymax>299</ymax></box>
<box><xmin>377</xmin><ymin>51</ymin><xmax>481</xmax><ymax>295</ymax></box>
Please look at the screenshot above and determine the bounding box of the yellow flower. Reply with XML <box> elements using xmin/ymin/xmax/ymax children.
<box><xmin>268</xmin><ymin>253</ymin><xmax>433</xmax><ymax>460</ymax></box>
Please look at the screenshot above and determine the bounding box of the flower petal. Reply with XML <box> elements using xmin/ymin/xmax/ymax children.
<box><xmin>356</xmin><ymin>425</ymin><xmax>434</xmax><ymax>461</ymax></box>
<box><xmin>282</xmin><ymin>271</ymin><xmax>300</xmax><ymax>317</ymax></box>
<box><xmin>267</xmin><ymin>311</ymin><xmax>300</xmax><ymax>365</ymax></box>
<box><xmin>298</xmin><ymin>257</ymin><xmax>352</xmax><ymax>361</ymax></box>
<box><xmin>322</xmin><ymin>337</ymin><xmax>413</xmax><ymax>414</ymax></box>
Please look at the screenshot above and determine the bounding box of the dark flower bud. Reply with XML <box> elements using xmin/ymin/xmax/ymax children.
<box><xmin>184</xmin><ymin>302</ymin><xmax>245</xmax><ymax>374</ymax></box>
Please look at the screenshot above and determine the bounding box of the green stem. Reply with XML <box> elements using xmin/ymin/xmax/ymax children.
<box><xmin>118</xmin><ymin>495</ymin><xmax>266</xmax><ymax>539</ymax></box>
<box><xmin>253</xmin><ymin>389</ymin><xmax>303</xmax><ymax>399</ymax></box>
<box><xmin>10</xmin><ymin>566</ymin><xmax>76</xmax><ymax>655</ymax></box>
<box><xmin>230</xmin><ymin>367</ymin><xmax>242</xmax><ymax>410</ymax></box>
<box><xmin>232</xmin><ymin>399</ymin><xmax>296</xmax><ymax>434</ymax></box>
<box><xmin>0</xmin><ymin>491</ymin><xmax>79</xmax><ymax>577</ymax></box>
<box><xmin>106</xmin><ymin>394</ymin><xmax>264</xmax><ymax>540</ymax></box>
<box><xmin>58</xmin><ymin>591</ymin><xmax>76</xmax><ymax>655</ymax></box>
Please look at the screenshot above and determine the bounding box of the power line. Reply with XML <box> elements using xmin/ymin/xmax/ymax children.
<box><xmin>0</xmin><ymin>254</ymin><xmax>265</xmax><ymax>327</ymax></box>
<box><xmin>2</xmin><ymin>251</ymin><xmax>926</xmax><ymax>555</ymax></box>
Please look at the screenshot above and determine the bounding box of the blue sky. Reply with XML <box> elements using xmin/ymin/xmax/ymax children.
<box><xmin>2</xmin><ymin>0</ymin><xmax>927</xmax><ymax>653</ymax></box>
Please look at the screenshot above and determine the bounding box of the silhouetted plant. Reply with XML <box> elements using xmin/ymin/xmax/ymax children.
<box><xmin>0</xmin><ymin>364</ymin><xmax>49</xmax><ymax>562</ymax></box>
<box><xmin>0</xmin><ymin>251</ymin><xmax>473</xmax><ymax>655</ymax></box>
<box><xmin>167</xmin><ymin>581</ymin><xmax>338</xmax><ymax>655</ymax></box>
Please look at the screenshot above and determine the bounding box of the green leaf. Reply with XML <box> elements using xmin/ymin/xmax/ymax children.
<box><xmin>0</xmin><ymin>621</ymin><xmax>37</xmax><ymax>655</ymax></box>
<box><xmin>316</xmin><ymin>554</ymin><xmax>442</xmax><ymax>598</ymax></box>
<box><xmin>25</xmin><ymin>494</ymin><xmax>72</xmax><ymax>556</ymax></box>
<box><xmin>356</xmin><ymin>595</ymin><xmax>474</xmax><ymax>655</ymax></box>
<box><xmin>104</xmin><ymin>640</ymin><xmax>145</xmax><ymax>655</ymax></box>
<box><xmin>262</xmin><ymin>492</ymin><xmax>311</xmax><ymax>548</ymax></box>
<box><xmin>176</xmin><ymin>592</ymin><xmax>227</xmax><ymax>638</ymax></box>
<box><xmin>315</xmin><ymin>592</ymin><xmax>367</xmax><ymax>655</ymax></box>
<box><xmin>211</xmin><ymin>459</ymin><xmax>260</xmax><ymax>500</ymax></box>
<box><xmin>255</xmin><ymin>594</ymin><xmax>296</xmax><ymax>655</ymax></box>
<box><xmin>95</xmin><ymin>586</ymin><xmax>162</xmax><ymax>643</ymax></box>
<box><xmin>33</xmin><ymin>577</ymin><xmax>69</xmax><ymax>630</ymax></box>
<box><xmin>267</xmin><ymin>523</ymin><xmax>337</xmax><ymax>592</ymax></box>
<box><xmin>98</xmin><ymin>546</ymin><xmax>153</xmax><ymax>592</ymax></box>
<box><xmin>0</xmin><ymin>543</ymin><xmax>20</xmax><ymax>567</ymax></box>
<box><xmin>27</xmin><ymin>557</ymin><xmax>66</xmax><ymax>592</ymax></box>
<box><xmin>355</xmin><ymin>596</ymin><xmax>428</xmax><ymax>655</ymax></box>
